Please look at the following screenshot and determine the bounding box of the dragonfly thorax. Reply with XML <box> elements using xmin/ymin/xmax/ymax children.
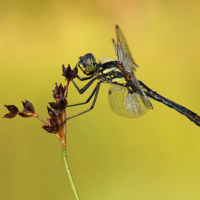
<box><xmin>78</xmin><ymin>53</ymin><xmax>96</xmax><ymax>75</ymax></box>
<box><xmin>98</xmin><ymin>61</ymin><xmax>128</xmax><ymax>86</ymax></box>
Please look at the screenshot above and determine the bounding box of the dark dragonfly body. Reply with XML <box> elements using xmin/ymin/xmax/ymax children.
<box><xmin>65</xmin><ymin>25</ymin><xmax>200</xmax><ymax>126</ymax></box>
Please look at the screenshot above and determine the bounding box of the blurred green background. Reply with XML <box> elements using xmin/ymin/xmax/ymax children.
<box><xmin>1</xmin><ymin>0</ymin><xmax>200</xmax><ymax>199</ymax></box>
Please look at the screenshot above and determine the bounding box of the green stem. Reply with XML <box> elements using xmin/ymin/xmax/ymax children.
<box><xmin>62</xmin><ymin>147</ymin><xmax>80</xmax><ymax>200</ymax></box>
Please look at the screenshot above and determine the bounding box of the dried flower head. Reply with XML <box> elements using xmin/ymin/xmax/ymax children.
<box><xmin>3</xmin><ymin>105</ymin><xmax>19</xmax><ymax>119</ymax></box>
<box><xmin>62</xmin><ymin>64</ymin><xmax>78</xmax><ymax>80</ymax></box>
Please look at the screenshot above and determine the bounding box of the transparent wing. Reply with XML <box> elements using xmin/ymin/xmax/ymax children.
<box><xmin>112</xmin><ymin>25</ymin><xmax>139</xmax><ymax>72</ymax></box>
<box><xmin>130</xmin><ymin>71</ymin><xmax>153</xmax><ymax>110</ymax></box>
<box><xmin>110</xmin><ymin>25</ymin><xmax>153</xmax><ymax>117</ymax></box>
<box><xmin>108</xmin><ymin>85</ymin><xmax>152</xmax><ymax>118</ymax></box>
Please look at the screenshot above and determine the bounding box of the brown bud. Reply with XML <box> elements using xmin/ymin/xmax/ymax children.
<box><xmin>18</xmin><ymin>112</ymin><xmax>32</xmax><ymax>118</ymax></box>
<box><xmin>62</xmin><ymin>64</ymin><xmax>77</xmax><ymax>80</ymax></box>
<box><xmin>47</xmin><ymin>107</ymin><xmax>56</xmax><ymax>117</ymax></box>
<box><xmin>3</xmin><ymin>104</ymin><xmax>19</xmax><ymax>119</ymax></box>
<box><xmin>42</xmin><ymin>125</ymin><xmax>59</xmax><ymax>133</ymax></box>
<box><xmin>22</xmin><ymin>100</ymin><xmax>35</xmax><ymax>113</ymax></box>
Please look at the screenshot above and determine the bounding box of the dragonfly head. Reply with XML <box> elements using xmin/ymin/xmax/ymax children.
<box><xmin>78</xmin><ymin>53</ymin><xmax>96</xmax><ymax>75</ymax></box>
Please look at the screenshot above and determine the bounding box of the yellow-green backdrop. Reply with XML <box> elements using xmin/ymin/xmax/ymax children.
<box><xmin>1</xmin><ymin>0</ymin><xmax>200</xmax><ymax>199</ymax></box>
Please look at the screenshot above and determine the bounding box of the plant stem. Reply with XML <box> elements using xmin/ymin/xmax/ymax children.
<box><xmin>35</xmin><ymin>114</ymin><xmax>48</xmax><ymax>125</ymax></box>
<box><xmin>62</xmin><ymin>146</ymin><xmax>80</xmax><ymax>200</ymax></box>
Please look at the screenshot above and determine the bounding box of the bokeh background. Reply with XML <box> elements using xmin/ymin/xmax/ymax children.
<box><xmin>1</xmin><ymin>0</ymin><xmax>200</xmax><ymax>199</ymax></box>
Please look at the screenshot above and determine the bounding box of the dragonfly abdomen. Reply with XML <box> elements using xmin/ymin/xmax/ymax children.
<box><xmin>139</xmin><ymin>80</ymin><xmax>200</xmax><ymax>126</ymax></box>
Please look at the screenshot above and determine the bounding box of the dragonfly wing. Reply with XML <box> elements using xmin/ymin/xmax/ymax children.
<box><xmin>113</xmin><ymin>25</ymin><xmax>139</xmax><ymax>72</ymax></box>
<box><xmin>108</xmin><ymin>85</ymin><xmax>151</xmax><ymax>118</ymax></box>
<box><xmin>112</xmin><ymin>38</ymin><xmax>118</xmax><ymax>57</ymax></box>
<box><xmin>130</xmin><ymin>72</ymin><xmax>153</xmax><ymax>110</ymax></box>
<box><xmin>110</xmin><ymin>25</ymin><xmax>153</xmax><ymax>118</ymax></box>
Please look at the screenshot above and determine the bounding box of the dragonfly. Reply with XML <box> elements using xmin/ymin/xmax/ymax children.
<box><xmin>64</xmin><ymin>25</ymin><xmax>200</xmax><ymax>126</ymax></box>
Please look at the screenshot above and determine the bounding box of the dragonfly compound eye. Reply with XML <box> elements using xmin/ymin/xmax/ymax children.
<box><xmin>78</xmin><ymin>53</ymin><xmax>96</xmax><ymax>75</ymax></box>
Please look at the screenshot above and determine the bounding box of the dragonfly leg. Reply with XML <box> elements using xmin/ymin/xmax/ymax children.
<box><xmin>61</xmin><ymin>81</ymin><xmax>101</xmax><ymax>124</ymax></box>
<box><xmin>67</xmin><ymin>80</ymin><xmax>100</xmax><ymax>107</ymax></box>
<box><xmin>71</xmin><ymin>76</ymin><xmax>97</xmax><ymax>94</ymax></box>
<box><xmin>73</xmin><ymin>69</ymin><xmax>94</xmax><ymax>81</ymax></box>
